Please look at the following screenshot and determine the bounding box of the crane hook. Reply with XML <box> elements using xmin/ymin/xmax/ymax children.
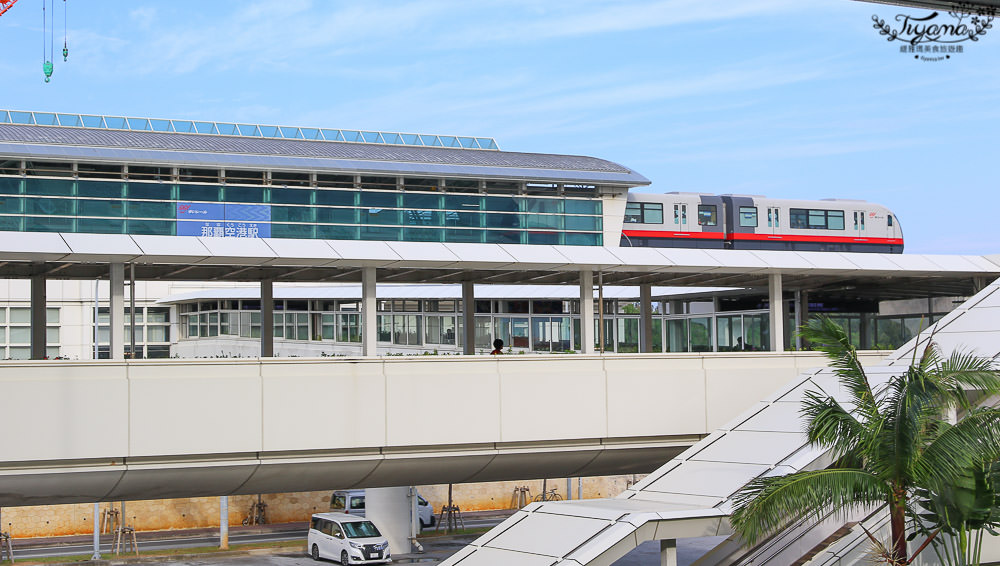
<box><xmin>43</xmin><ymin>60</ymin><xmax>53</xmax><ymax>82</ymax></box>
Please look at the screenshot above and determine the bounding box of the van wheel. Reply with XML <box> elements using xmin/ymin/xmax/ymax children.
<box><xmin>341</xmin><ymin>550</ymin><xmax>350</xmax><ymax>564</ymax></box>
<box><xmin>419</xmin><ymin>518</ymin><xmax>427</xmax><ymax>530</ymax></box>
<box><xmin>311</xmin><ymin>544</ymin><xmax>320</xmax><ymax>561</ymax></box>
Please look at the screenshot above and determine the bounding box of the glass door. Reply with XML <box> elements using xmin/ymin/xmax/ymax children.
<box><xmin>673</xmin><ymin>203</ymin><xmax>688</xmax><ymax>229</ymax></box>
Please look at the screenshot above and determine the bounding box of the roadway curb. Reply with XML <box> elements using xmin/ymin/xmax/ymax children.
<box><xmin>73</xmin><ymin>546</ymin><xmax>305</xmax><ymax>565</ymax></box>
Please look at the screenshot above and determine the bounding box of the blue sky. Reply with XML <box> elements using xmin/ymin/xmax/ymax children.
<box><xmin>1</xmin><ymin>0</ymin><xmax>997</xmax><ymax>254</ymax></box>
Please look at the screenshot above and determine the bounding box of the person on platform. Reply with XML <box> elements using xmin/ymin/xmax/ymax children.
<box><xmin>490</xmin><ymin>338</ymin><xmax>504</xmax><ymax>355</ymax></box>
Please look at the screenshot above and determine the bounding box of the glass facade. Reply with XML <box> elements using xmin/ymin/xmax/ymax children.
<box><xmin>0</xmin><ymin>306</ymin><xmax>60</xmax><ymax>359</ymax></box>
<box><xmin>96</xmin><ymin>306</ymin><xmax>171</xmax><ymax>359</ymax></box>
<box><xmin>0</xmin><ymin>171</ymin><xmax>604</xmax><ymax>246</ymax></box>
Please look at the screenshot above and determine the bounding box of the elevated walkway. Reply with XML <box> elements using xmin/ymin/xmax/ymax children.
<box><xmin>0</xmin><ymin>351</ymin><xmax>877</xmax><ymax>506</ymax></box>
<box><xmin>441</xmin><ymin>278</ymin><xmax>1000</xmax><ymax>566</ymax></box>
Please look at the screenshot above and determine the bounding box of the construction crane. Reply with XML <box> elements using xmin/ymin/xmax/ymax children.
<box><xmin>0</xmin><ymin>0</ymin><xmax>69</xmax><ymax>82</ymax></box>
<box><xmin>0</xmin><ymin>0</ymin><xmax>18</xmax><ymax>17</ymax></box>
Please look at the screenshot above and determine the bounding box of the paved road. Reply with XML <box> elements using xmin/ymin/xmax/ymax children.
<box><xmin>11</xmin><ymin>516</ymin><xmax>504</xmax><ymax>561</ymax></box>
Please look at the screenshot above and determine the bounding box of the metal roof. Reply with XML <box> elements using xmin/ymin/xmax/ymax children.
<box><xmin>438</xmin><ymin>276</ymin><xmax>1000</xmax><ymax>566</ymax></box>
<box><xmin>0</xmin><ymin>232</ymin><xmax>995</xmax><ymax>298</ymax></box>
<box><xmin>0</xmin><ymin>123</ymin><xmax>650</xmax><ymax>186</ymax></box>
<box><xmin>0</xmin><ymin>109</ymin><xmax>500</xmax><ymax>149</ymax></box>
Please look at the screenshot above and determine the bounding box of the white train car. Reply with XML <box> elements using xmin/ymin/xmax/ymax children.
<box><xmin>620</xmin><ymin>192</ymin><xmax>903</xmax><ymax>253</ymax></box>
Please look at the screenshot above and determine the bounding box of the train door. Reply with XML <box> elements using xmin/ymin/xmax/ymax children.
<box><xmin>765</xmin><ymin>206</ymin><xmax>781</xmax><ymax>235</ymax></box>
<box><xmin>852</xmin><ymin>209</ymin><xmax>867</xmax><ymax>236</ymax></box>
<box><xmin>673</xmin><ymin>203</ymin><xmax>688</xmax><ymax>231</ymax></box>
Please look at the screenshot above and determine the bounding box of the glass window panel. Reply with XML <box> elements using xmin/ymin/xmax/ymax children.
<box><xmin>314</xmin><ymin>189</ymin><xmax>357</xmax><ymax>206</ymax></box>
<box><xmin>78</xmin><ymin>199</ymin><xmax>126</xmax><ymax>217</ymax></box>
<box><xmin>270</xmin><ymin>188</ymin><xmax>313</xmax><ymax>205</ymax></box>
<box><xmin>316</xmin><ymin>207</ymin><xmax>357</xmax><ymax>224</ymax></box>
<box><xmin>9</xmin><ymin>326</ymin><xmax>30</xmax><ymax>344</ymax></box>
<box><xmin>565</xmin><ymin>216</ymin><xmax>599</xmax><ymax>231</ymax></box>
<box><xmin>564</xmin><ymin>199</ymin><xmax>600</xmax><ymax>215</ymax></box>
<box><xmin>789</xmin><ymin>209</ymin><xmax>807</xmax><ymax>228</ymax></box>
<box><xmin>178</xmin><ymin>184</ymin><xmax>221</xmax><ymax>202</ymax></box>
<box><xmin>444</xmin><ymin>211</ymin><xmax>481</xmax><ymax>228</ymax></box>
<box><xmin>147</xmin><ymin>326</ymin><xmax>168</xmax><ymax>342</ymax></box>
<box><xmin>360</xmin><ymin>225</ymin><xmax>401</xmax><ymax>240</ymax></box>
<box><xmin>125</xmin><ymin>182</ymin><xmax>172</xmax><ymax>201</ymax></box>
<box><xmin>0</xmin><ymin>327</ymin><xmax>4</xmax><ymax>342</ymax></box>
<box><xmin>272</xmin><ymin>206</ymin><xmax>316</xmax><ymax>223</ymax></box>
<box><xmin>485</xmin><ymin>213</ymin><xmax>521</xmax><ymax>229</ymax></box>
<box><xmin>624</xmin><ymin>202</ymin><xmax>642</xmax><ymax>224</ymax></box>
<box><xmin>271</xmin><ymin>223</ymin><xmax>315</xmax><ymax>239</ymax></box>
<box><xmin>0</xmin><ymin>178</ymin><xmax>22</xmax><ymax>195</ymax></box>
<box><xmin>147</xmin><ymin>308</ymin><xmax>169</xmax><ymax>323</ymax></box>
<box><xmin>651</xmin><ymin>319</ymin><xmax>663</xmax><ymax>352</ymax></box>
<box><xmin>225</xmin><ymin>186</ymin><xmax>265</xmax><ymax>203</ymax></box>
<box><xmin>485</xmin><ymin>196</ymin><xmax>519</xmax><ymax>213</ymax></box>
<box><xmin>127</xmin><ymin>219</ymin><xmax>174</xmax><ymax>235</ymax></box>
<box><xmin>808</xmin><ymin>210</ymin><xmax>826</xmax><ymax>228</ymax></box>
<box><xmin>45</xmin><ymin>308</ymin><xmax>59</xmax><ymax>324</ymax></box>
<box><xmin>28</xmin><ymin>178</ymin><xmax>75</xmax><ymax>196</ymax></box>
<box><xmin>26</xmin><ymin>216</ymin><xmax>74</xmax><ymax>232</ymax></box>
<box><xmin>523</xmin><ymin>198</ymin><xmax>563</xmax><ymax>214</ymax></box>
<box><xmin>0</xmin><ymin>215</ymin><xmax>22</xmax><ymax>231</ymax></box>
<box><xmin>362</xmin><ymin>208</ymin><xmax>399</xmax><ymax>225</ymax></box>
<box><xmin>360</xmin><ymin>191</ymin><xmax>399</xmax><ymax>208</ymax></box>
<box><xmin>0</xmin><ymin>196</ymin><xmax>23</xmax><ymax>214</ymax></box>
<box><xmin>402</xmin><ymin>227</ymin><xmax>443</xmax><ymax>242</ymax></box>
<box><xmin>689</xmin><ymin>317</ymin><xmax>712</xmax><ymax>352</ymax></box>
<box><xmin>698</xmin><ymin>205</ymin><xmax>717</xmax><ymax>226</ymax></box>
<box><xmin>526</xmin><ymin>231</ymin><xmax>561</xmax><ymax>245</ymax></box>
<box><xmin>402</xmin><ymin>192</ymin><xmax>443</xmax><ymax>209</ymax></box>
<box><xmin>616</xmin><ymin>318</ymin><xmax>639</xmax><ymax>353</ymax></box>
<box><xmin>26</xmin><ymin>197</ymin><xmax>75</xmax><ymax>215</ymax></box>
<box><xmin>526</xmin><ymin>215</ymin><xmax>563</xmax><ymax>230</ymax></box>
<box><xmin>400</xmin><ymin>209</ymin><xmax>442</xmax><ymax>226</ymax></box>
<box><xmin>739</xmin><ymin>207</ymin><xmax>758</xmax><ymax>227</ymax></box>
<box><xmin>8</xmin><ymin>347</ymin><xmax>30</xmax><ymax>360</ymax></box>
<box><xmin>444</xmin><ymin>228</ymin><xmax>483</xmax><ymax>243</ymax></box>
<box><xmin>484</xmin><ymin>230</ymin><xmax>523</xmax><ymax>244</ymax></box>
<box><xmin>444</xmin><ymin>194</ymin><xmax>482</xmax><ymax>210</ymax></box>
<box><xmin>77</xmin><ymin>180</ymin><xmax>123</xmax><ymax>198</ymax></box>
<box><xmin>316</xmin><ymin>224</ymin><xmax>359</xmax><ymax>239</ymax></box>
<box><xmin>828</xmin><ymin>211</ymin><xmax>845</xmax><ymax>230</ymax></box>
<box><xmin>644</xmin><ymin>203</ymin><xmax>664</xmax><ymax>224</ymax></box>
<box><xmin>128</xmin><ymin>200</ymin><xmax>175</xmax><ymax>218</ymax></box>
<box><xmin>0</xmin><ymin>309</ymin><xmax>5</xmax><ymax>323</ymax></box>
<box><xmin>78</xmin><ymin>217</ymin><xmax>125</xmax><ymax>234</ymax></box>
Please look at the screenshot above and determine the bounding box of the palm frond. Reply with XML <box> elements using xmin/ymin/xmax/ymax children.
<box><xmin>937</xmin><ymin>350</ymin><xmax>1000</xmax><ymax>409</ymax></box>
<box><xmin>919</xmin><ymin>409</ymin><xmax>1000</xmax><ymax>489</ymax></box>
<box><xmin>798</xmin><ymin>317</ymin><xmax>879</xmax><ymax>420</ymax></box>
<box><xmin>730</xmin><ymin>468</ymin><xmax>888</xmax><ymax>545</ymax></box>
<box><xmin>801</xmin><ymin>390</ymin><xmax>871</xmax><ymax>459</ymax></box>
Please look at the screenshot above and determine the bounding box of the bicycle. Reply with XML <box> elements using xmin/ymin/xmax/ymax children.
<box><xmin>533</xmin><ymin>488</ymin><xmax>562</xmax><ymax>502</ymax></box>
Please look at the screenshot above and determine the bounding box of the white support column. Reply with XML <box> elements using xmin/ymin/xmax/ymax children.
<box><xmin>769</xmin><ymin>273</ymin><xmax>784</xmax><ymax>352</ymax></box>
<box><xmin>362</xmin><ymin>267</ymin><xmax>378</xmax><ymax>357</ymax></box>
<box><xmin>639</xmin><ymin>283</ymin><xmax>653</xmax><ymax>353</ymax></box>
<box><xmin>580</xmin><ymin>270</ymin><xmax>595</xmax><ymax>354</ymax></box>
<box><xmin>462</xmin><ymin>281</ymin><xmax>476</xmax><ymax>355</ymax></box>
<box><xmin>219</xmin><ymin>496</ymin><xmax>229</xmax><ymax>550</ymax></box>
<box><xmin>30</xmin><ymin>271</ymin><xmax>46</xmax><ymax>360</ymax></box>
<box><xmin>91</xmin><ymin>502</ymin><xmax>101</xmax><ymax>560</ymax></box>
<box><xmin>660</xmin><ymin>539</ymin><xmax>677</xmax><ymax>566</ymax></box>
<box><xmin>260</xmin><ymin>280</ymin><xmax>274</xmax><ymax>358</ymax></box>
<box><xmin>366</xmin><ymin>487</ymin><xmax>411</xmax><ymax>555</ymax></box>
<box><xmin>110</xmin><ymin>263</ymin><xmax>125</xmax><ymax>360</ymax></box>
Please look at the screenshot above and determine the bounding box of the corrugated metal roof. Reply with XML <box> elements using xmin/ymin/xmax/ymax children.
<box><xmin>0</xmin><ymin>124</ymin><xmax>650</xmax><ymax>185</ymax></box>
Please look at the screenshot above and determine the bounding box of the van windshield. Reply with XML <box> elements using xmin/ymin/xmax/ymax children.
<box><xmin>343</xmin><ymin>521</ymin><xmax>381</xmax><ymax>539</ymax></box>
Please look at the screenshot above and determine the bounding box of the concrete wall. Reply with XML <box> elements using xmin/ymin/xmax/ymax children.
<box><xmin>0</xmin><ymin>351</ymin><xmax>887</xmax><ymax>506</ymax></box>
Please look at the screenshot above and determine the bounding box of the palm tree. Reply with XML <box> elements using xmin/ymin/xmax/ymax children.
<box><xmin>730</xmin><ymin>316</ymin><xmax>1000</xmax><ymax>565</ymax></box>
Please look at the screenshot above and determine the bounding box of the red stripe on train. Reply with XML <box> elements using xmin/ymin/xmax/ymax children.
<box><xmin>622</xmin><ymin>230</ymin><xmax>725</xmax><ymax>240</ymax></box>
<box><xmin>729</xmin><ymin>233</ymin><xmax>904</xmax><ymax>245</ymax></box>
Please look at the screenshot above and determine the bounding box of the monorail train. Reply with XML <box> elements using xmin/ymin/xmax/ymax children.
<box><xmin>620</xmin><ymin>192</ymin><xmax>903</xmax><ymax>253</ymax></box>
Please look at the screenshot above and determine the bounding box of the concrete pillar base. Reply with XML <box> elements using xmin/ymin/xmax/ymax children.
<box><xmin>365</xmin><ymin>487</ymin><xmax>412</xmax><ymax>557</ymax></box>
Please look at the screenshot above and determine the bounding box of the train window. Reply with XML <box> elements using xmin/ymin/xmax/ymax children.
<box><xmin>624</xmin><ymin>203</ymin><xmax>642</xmax><ymax>223</ymax></box>
<box><xmin>887</xmin><ymin>214</ymin><xmax>893</xmax><ymax>227</ymax></box>
<box><xmin>828</xmin><ymin>211</ymin><xmax>845</xmax><ymax>230</ymax></box>
<box><xmin>697</xmin><ymin>205</ymin><xmax>717</xmax><ymax>226</ymax></box>
<box><xmin>790</xmin><ymin>208</ymin><xmax>845</xmax><ymax>230</ymax></box>
<box><xmin>624</xmin><ymin>202</ymin><xmax>663</xmax><ymax>224</ymax></box>
<box><xmin>738</xmin><ymin>207</ymin><xmax>757</xmax><ymax>227</ymax></box>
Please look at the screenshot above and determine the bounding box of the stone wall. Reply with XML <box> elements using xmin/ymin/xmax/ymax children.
<box><xmin>0</xmin><ymin>475</ymin><xmax>639</xmax><ymax>538</ymax></box>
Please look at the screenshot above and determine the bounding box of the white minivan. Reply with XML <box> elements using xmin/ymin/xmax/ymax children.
<box><xmin>308</xmin><ymin>512</ymin><xmax>391</xmax><ymax>564</ymax></box>
<box><xmin>330</xmin><ymin>489</ymin><xmax>435</xmax><ymax>529</ymax></box>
